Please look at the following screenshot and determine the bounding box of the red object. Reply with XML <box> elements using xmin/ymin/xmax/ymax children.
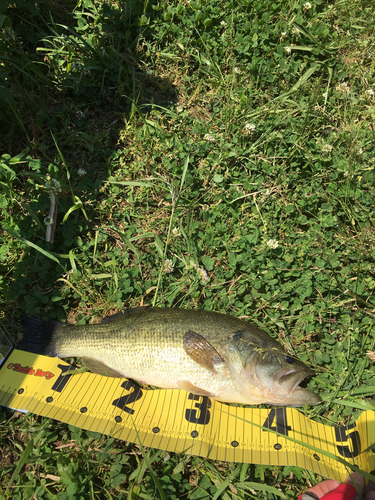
<box><xmin>299</xmin><ymin>483</ymin><xmax>359</xmax><ymax>500</ymax></box>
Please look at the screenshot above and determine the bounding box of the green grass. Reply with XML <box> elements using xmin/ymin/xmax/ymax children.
<box><xmin>1</xmin><ymin>0</ymin><xmax>375</xmax><ymax>497</ymax></box>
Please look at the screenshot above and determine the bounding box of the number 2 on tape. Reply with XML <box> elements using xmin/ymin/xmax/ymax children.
<box><xmin>112</xmin><ymin>380</ymin><xmax>143</xmax><ymax>415</ymax></box>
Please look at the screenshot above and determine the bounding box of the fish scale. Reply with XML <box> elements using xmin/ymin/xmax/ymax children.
<box><xmin>21</xmin><ymin>307</ymin><xmax>321</xmax><ymax>406</ymax></box>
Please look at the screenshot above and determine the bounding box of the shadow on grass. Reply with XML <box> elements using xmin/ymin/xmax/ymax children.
<box><xmin>0</xmin><ymin>0</ymin><xmax>178</xmax><ymax>321</ymax></box>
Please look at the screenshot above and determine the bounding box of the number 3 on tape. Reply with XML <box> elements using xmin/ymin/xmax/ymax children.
<box><xmin>185</xmin><ymin>394</ymin><xmax>211</xmax><ymax>425</ymax></box>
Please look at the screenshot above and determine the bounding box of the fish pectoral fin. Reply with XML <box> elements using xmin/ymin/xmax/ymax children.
<box><xmin>82</xmin><ymin>357</ymin><xmax>124</xmax><ymax>378</ymax></box>
<box><xmin>183</xmin><ymin>330</ymin><xmax>224</xmax><ymax>373</ymax></box>
<box><xmin>177</xmin><ymin>380</ymin><xmax>214</xmax><ymax>397</ymax></box>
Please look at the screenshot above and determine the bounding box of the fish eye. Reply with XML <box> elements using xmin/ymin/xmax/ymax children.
<box><xmin>284</xmin><ymin>355</ymin><xmax>295</xmax><ymax>364</ymax></box>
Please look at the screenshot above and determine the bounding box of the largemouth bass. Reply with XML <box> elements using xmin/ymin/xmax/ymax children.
<box><xmin>22</xmin><ymin>307</ymin><xmax>321</xmax><ymax>406</ymax></box>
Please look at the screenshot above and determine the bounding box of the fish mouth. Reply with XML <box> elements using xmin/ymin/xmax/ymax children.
<box><xmin>275</xmin><ymin>367</ymin><xmax>313</xmax><ymax>394</ymax></box>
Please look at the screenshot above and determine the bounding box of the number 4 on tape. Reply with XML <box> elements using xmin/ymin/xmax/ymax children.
<box><xmin>263</xmin><ymin>408</ymin><xmax>291</xmax><ymax>436</ymax></box>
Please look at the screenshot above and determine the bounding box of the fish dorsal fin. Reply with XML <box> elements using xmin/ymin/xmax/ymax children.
<box><xmin>82</xmin><ymin>357</ymin><xmax>125</xmax><ymax>378</ymax></box>
<box><xmin>177</xmin><ymin>380</ymin><xmax>214</xmax><ymax>397</ymax></box>
<box><xmin>101</xmin><ymin>306</ymin><xmax>150</xmax><ymax>323</ymax></box>
<box><xmin>183</xmin><ymin>330</ymin><xmax>224</xmax><ymax>373</ymax></box>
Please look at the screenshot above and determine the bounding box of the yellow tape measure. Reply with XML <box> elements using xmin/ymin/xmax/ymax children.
<box><xmin>1</xmin><ymin>350</ymin><xmax>374</xmax><ymax>482</ymax></box>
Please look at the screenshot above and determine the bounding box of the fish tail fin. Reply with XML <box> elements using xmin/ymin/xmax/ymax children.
<box><xmin>21</xmin><ymin>314</ymin><xmax>63</xmax><ymax>356</ymax></box>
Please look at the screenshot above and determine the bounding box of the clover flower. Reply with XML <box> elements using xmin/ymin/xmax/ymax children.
<box><xmin>280</xmin><ymin>32</ymin><xmax>287</xmax><ymax>41</ymax></box>
<box><xmin>291</xmin><ymin>26</ymin><xmax>300</xmax><ymax>36</ymax></box>
<box><xmin>267</xmin><ymin>239</ymin><xmax>279</xmax><ymax>249</ymax></box>
<box><xmin>365</xmin><ymin>89</ymin><xmax>374</xmax><ymax>98</ymax></box>
<box><xmin>44</xmin><ymin>216</ymin><xmax>54</xmax><ymax>225</ymax></box>
<box><xmin>172</xmin><ymin>227</ymin><xmax>181</xmax><ymax>236</ymax></box>
<box><xmin>244</xmin><ymin>123</ymin><xmax>256</xmax><ymax>134</ymax></box>
<box><xmin>176</xmin><ymin>105</ymin><xmax>184</xmax><ymax>113</ymax></box>
<box><xmin>322</xmin><ymin>144</ymin><xmax>333</xmax><ymax>153</ymax></box>
<box><xmin>163</xmin><ymin>259</ymin><xmax>175</xmax><ymax>273</ymax></box>
<box><xmin>204</xmin><ymin>133</ymin><xmax>215</xmax><ymax>142</ymax></box>
<box><xmin>336</xmin><ymin>82</ymin><xmax>350</xmax><ymax>93</ymax></box>
<box><xmin>45</xmin><ymin>179</ymin><xmax>62</xmax><ymax>194</ymax></box>
<box><xmin>78</xmin><ymin>168</ymin><xmax>86</xmax><ymax>176</ymax></box>
<box><xmin>284</xmin><ymin>46</ymin><xmax>291</xmax><ymax>55</ymax></box>
<box><xmin>197</xmin><ymin>267</ymin><xmax>209</xmax><ymax>284</ymax></box>
<box><xmin>2</xmin><ymin>27</ymin><xmax>17</xmax><ymax>43</ymax></box>
<box><xmin>234</xmin><ymin>67</ymin><xmax>242</xmax><ymax>74</ymax></box>
<box><xmin>220</xmin><ymin>20</ymin><xmax>227</xmax><ymax>27</ymax></box>
<box><xmin>303</xmin><ymin>2</ymin><xmax>312</xmax><ymax>10</ymax></box>
<box><xmin>274</xmin><ymin>302</ymin><xmax>286</xmax><ymax>311</ymax></box>
<box><xmin>188</xmin><ymin>259</ymin><xmax>210</xmax><ymax>284</ymax></box>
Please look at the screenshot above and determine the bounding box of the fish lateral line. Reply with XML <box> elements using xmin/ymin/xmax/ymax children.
<box><xmin>20</xmin><ymin>307</ymin><xmax>321</xmax><ymax>406</ymax></box>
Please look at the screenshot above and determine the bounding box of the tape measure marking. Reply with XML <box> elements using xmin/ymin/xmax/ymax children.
<box><xmin>1</xmin><ymin>350</ymin><xmax>374</xmax><ymax>482</ymax></box>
